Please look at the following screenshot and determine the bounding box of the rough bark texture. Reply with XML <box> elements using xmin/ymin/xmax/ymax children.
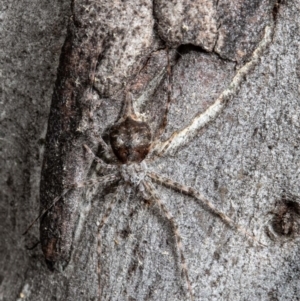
<box><xmin>1</xmin><ymin>0</ymin><xmax>300</xmax><ymax>301</ymax></box>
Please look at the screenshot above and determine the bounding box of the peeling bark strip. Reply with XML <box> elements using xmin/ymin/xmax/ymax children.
<box><xmin>39</xmin><ymin>0</ymin><xmax>276</xmax><ymax>297</ymax></box>
<box><xmin>39</xmin><ymin>25</ymin><xmax>104</xmax><ymax>266</ymax></box>
<box><xmin>154</xmin><ymin>0</ymin><xmax>275</xmax><ymax>61</ymax></box>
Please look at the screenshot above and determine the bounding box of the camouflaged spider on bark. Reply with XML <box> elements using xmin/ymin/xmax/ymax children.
<box><xmin>24</xmin><ymin>23</ymin><xmax>274</xmax><ymax>301</ymax></box>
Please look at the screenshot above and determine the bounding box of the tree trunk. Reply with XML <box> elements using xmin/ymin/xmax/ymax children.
<box><xmin>1</xmin><ymin>1</ymin><xmax>300</xmax><ymax>300</ymax></box>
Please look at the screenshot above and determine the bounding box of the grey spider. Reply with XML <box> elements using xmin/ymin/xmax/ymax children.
<box><xmin>81</xmin><ymin>84</ymin><xmax>262</xmax><ymax>300</ymax></box>
<box><xmin>26</xmin><ymin>23</ymin><xmax>273</xmax><ymax>301</ymax></box>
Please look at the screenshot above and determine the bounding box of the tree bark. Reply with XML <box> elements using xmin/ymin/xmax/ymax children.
<box><xmin>1</xmin><ymin>1</ymin><xmax>300</xmax><ymax>301</ymax></box>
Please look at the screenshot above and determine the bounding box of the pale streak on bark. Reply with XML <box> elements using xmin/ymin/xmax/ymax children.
<box><xmin>152</xmin><ymin>23</ymin><xmax>274</xmax><ymax>156</ymax></box>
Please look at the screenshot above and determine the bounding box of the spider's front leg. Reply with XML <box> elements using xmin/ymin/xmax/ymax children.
<box><xmin>95</xmin><ymin>184</ymin><xmax>125</xmax><ymax>300</ymax></box>
<box><xmin>83</xmin><ymin>143</ymin><xmax>117</xmax><ymax>170</ymax></box>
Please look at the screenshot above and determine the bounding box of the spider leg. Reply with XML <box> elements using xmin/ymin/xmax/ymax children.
<box><xmin>22</xmin><ymin>191</ymin><xmax>68</xmax><ymax>236</ymax></box>
<box><xmin>84</xmin><ymin>143</ymin><xmax>118</xmax><ymax>168</ymax></box>
<box><xmin>141</xmin><ymin>179</ymin><xmax>194</xmax><ymax>301</ymax></box>
<box><xmin>22</xmin><ymin>174</ymin><xmax>119</xmax><ymax>236</ymax></box>
<box><xmin>151</xmin><ymin>47</ymin><xmax>173</xmax><ymax>144</ymax></box>
<box><xmin>147</xmin><ymin>171</ymin><xmax>265</xmax><ymax>246</ymax></box>
<box><xmin>135</xmin><ymin>61</ymin><xmax>167</xmax><ymax>112</ymax></box>
<box><xmin>96</xmin><ymin>186</ymin><xmax>122</xmax><ymax>300</ymax></box>
<box><xmin>151</xmin><ymin>23</ymin><xmax>274</xmax><ymax>157</ymax></box>
<box><xmin>66</xmin><ymin>173</ymin><xmax>119</xmax><ymax>189</ymax></box>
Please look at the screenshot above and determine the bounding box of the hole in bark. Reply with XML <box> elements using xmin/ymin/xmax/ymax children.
<box><xmin>267</xmin><ymin>193</ymin><xmax>300</xmax><ymax>241</ymax></box>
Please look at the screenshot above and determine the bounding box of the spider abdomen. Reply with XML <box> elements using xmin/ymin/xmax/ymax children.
<box><xmin>109</xmin><ymin>116</ymin><xmax>152</xmax><ymax>164</ymax></box>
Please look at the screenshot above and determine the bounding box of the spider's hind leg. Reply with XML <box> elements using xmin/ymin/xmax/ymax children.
<box><xmin>147</xmin><ymin>171</ymin><xmax>265</xmax><ymax>246</ymax></box>
<box><xmin>22</xmin><ymin>174</ymin><xmax>119</xmax><ymax>236</ymax></box>
<box><xmin>141</xmin><ymin>179</ymin><xmax>194</xmax><ymax>301</ymax></box>
<box><xmin>96</xmin><ymin>186</ymin><xmax>122</xmax><ymax>299</ymax></box>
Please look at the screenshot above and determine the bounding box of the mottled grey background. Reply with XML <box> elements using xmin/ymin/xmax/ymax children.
<box><xmin>1</xmin><ymin>0</ymin><xmax>300</xmax><ymax>300</ymax></box>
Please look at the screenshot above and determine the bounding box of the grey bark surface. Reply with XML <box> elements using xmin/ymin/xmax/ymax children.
<box><xmin>1</xmin><ymin>1</ymin><xmax>300</xmax><ymax>301</ymax></box>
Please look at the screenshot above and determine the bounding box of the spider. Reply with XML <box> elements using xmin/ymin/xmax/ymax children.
<box><xmin>25</xmin><ymin>23</ymin><xmax>273</xmax><ymax>301</ymax></box>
